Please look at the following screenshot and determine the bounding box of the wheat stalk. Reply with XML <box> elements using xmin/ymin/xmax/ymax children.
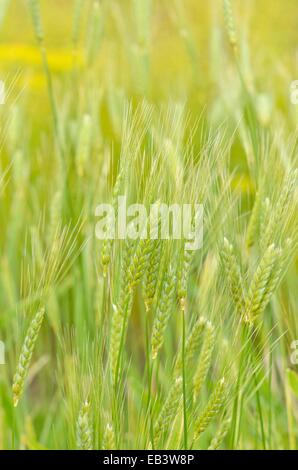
<box><xmin>76</xmin><ymin>114</ymin><xmax>92</xmax><ymax>177</ymax></box>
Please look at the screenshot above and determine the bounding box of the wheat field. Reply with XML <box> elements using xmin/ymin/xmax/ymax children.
<box><xmin>0</xmin><ymin>0</ymin><xmax>297</xmax><ymax>451</ymax></box>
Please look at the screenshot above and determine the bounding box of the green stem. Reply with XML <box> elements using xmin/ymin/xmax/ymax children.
<box><xmin>145</xmin><ymin>310</ymin><xmax>154</xmax><ymax>448</ymax></box>
<box><xmin>182</xmin><ymin>307</ymin><xmax>188</xmax><ymax>449</ymax></box>
<box><xmin>254</xmin><ymin>370</ymin><xmax>266</xmax><ymax>449</ymax></box>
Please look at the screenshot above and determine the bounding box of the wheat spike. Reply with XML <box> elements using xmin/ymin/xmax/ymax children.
<box><xmin>223</xmin><ymin>0</ymin><xmax>237</xmax><ymax>53</ymax></box>
<box><xmin>193</xmin><ymin>321</ymin><xmax>215</xmax><ymax>400</ymax></box>
<box><xmin>109</xmin><ymin>239</ymin><xmax>135</xmax><ymax>382</ymax></box>
<box><xmin>128</xmin><ymin>238</ymin><xmax>153</xmax><ymax>290</ymax></box>
<box><xmin>261</xmin><ymin>169</ymin><xmax>297</xmax><ymax>250</ymax></box>
<box><xmin>178</xmin><ymin>244</ymin><xmax>193</xmax><ymax>311</ymax></box>
<box><xmin>245</xmin><ymin>243</ymin><xmax>279</xmax><ymax>324</ymax></box>
<box><xmin>193</xmin><ymin>377</ymin><xmax>227</xmax><ymax>442</ymax></box>
<box><xmin>151</xmin><ymin>266</ymin><xmax>176</xmax><ymax>360</ymax></box>
<box><xmin>252</xmin><ymin>242</ymin><xmax>291</xmax><ymax>323</ymax></box>
<box><xmin>143</xmin><ymin>239</ymin><xmax>161</xmax><ymax>311</ymax></box>
<box><xmin>153</xmin><ymin>377</ymin><xmax>182</xmax><ymax>448</ymax></box>
<box><xmin>77</xmin><ymin>400</ymin><xmax>93</xmax><ymax>450</ymax></box>
<box><xmin>27</xmin><ymin>0</ymin><xmax>43</xmax><ymax>43</ymax></box>
<box><xmin>175</xmin><ymin>316</ymin><xmax>207</xmax><ymax>373</ymax></box>
<box><xmin>101</xmin><ymin>169</ymin><xmax>125</xmax><ymax>275</ymax></box>
<box><xmin>128</xmin><ymin>210</ymin><xmax>161</xmax><ymax>290</ymax></box>
<box><xmin>208</xmin><ymin>416</ymin><xmax>231</xmax><ymax>450</ymax></box>
<box><xmin>221</xmin><ymin>237</ymin><xmax>245</xmax><ymax>316</ymax></box>
<box><xmin>12</xmin><ymin>307</ymin><xmax>45</xmax><ymax>407</ymax></box>
<box><xmin>102</xmin><ymin>423</ymin><xmax>116</xmax><ymax>450</ymax></box>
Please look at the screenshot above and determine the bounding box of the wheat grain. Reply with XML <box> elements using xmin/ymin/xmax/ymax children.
<box><xmin>221</xmin><ymin>237</ymin><xmax>245</xmax><ymax>316</ymax></box>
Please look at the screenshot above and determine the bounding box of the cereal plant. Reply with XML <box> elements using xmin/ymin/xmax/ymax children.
<box><xmin>0</xmin><ymin>0</ymin><xmax>297</xmax><ymax>451</ymax></box>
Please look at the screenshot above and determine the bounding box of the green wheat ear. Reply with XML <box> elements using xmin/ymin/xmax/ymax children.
<box><xmin>151</xmin><ymin>265</ymin><xmax>176</xmax><ymax>360</ymax></box>
<box><xmin>223</xmin><ymin>0</ymin><xmax>237</xmax><ymax>53</ymax></box>
<box><xmin>193</xmin><ymin>321</ymin><xmax>215</xmax><ymax>400</ymax></box>
<box><xmin>175</xmin><ymin>316</ymin><xmax>207</xmax><ymax>374</ymax></box>
<box><xmin>193</xmin><ymin>377</ymin><xmax>227</xmax><ymax>443</ymax></box>
<box><xmin>261</xmin><ymin>169</ymin><xmax>297</xmax><ymax>250</ymax></box>
<box><xmin>178</xmin><ymin>245</ymin><xmax>193</xmax><ymax>311</ymax></box>
<box><xmin>101</xmin><ymin>169</ymin><xmax>124</xmax><ymax>275</ymax></box>
<box><xmin>109</xmin><ymin>239</ymin><xmax>135</xmax><ymax>383</ymax></box>
<box><xmin>12</xmin><ymin>307</ymin><xmax>45</xmax><ymax>407</ymax></box>
<box><xmin>153</xmin><ymin>377</ymin><xmax>183</xmax><ymax>448</ymax></box>
<box><xmin>208</xmin><ymin>415</ymin><xmax>231</xmax><ymax>450</ymax></box>
<box><xmin>77</xmin><ymin>400</ymin><xmax>93</xmax><ymax>450</ymax></box>
<box><xmin>244</xmin><ymin>243</ymin><xmax>280</xmax><ymax>324</ymax></box>
<box><xmin>221</xmin><ymin>237</ymin><xmax>245</xmax><ymax>317</ymax></box>
<box><xmin>27</xmin><ymin>0</ymin><xmax>44</xmax><ymax>43</ymax></box>
<box><xmin>103</xmin><ymin>423</ymin><xmax>116</xmax><ymax>450</ymax></box>
<box><xmin>143</xmin><ymin>238</ymin><xmax>161</xmax><ymax>311</ymax></box>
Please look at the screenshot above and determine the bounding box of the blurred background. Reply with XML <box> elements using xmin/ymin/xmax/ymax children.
<box><xmin>0</xmin><ymin>0</ymin><xmax>297</xmax><ymax>120</ymax></box>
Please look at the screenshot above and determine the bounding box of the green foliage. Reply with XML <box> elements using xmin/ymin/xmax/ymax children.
<box><xmin>0</xmin><ymin>0</ymin><xmax>297</xmax><ymax>451</ymax></box>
